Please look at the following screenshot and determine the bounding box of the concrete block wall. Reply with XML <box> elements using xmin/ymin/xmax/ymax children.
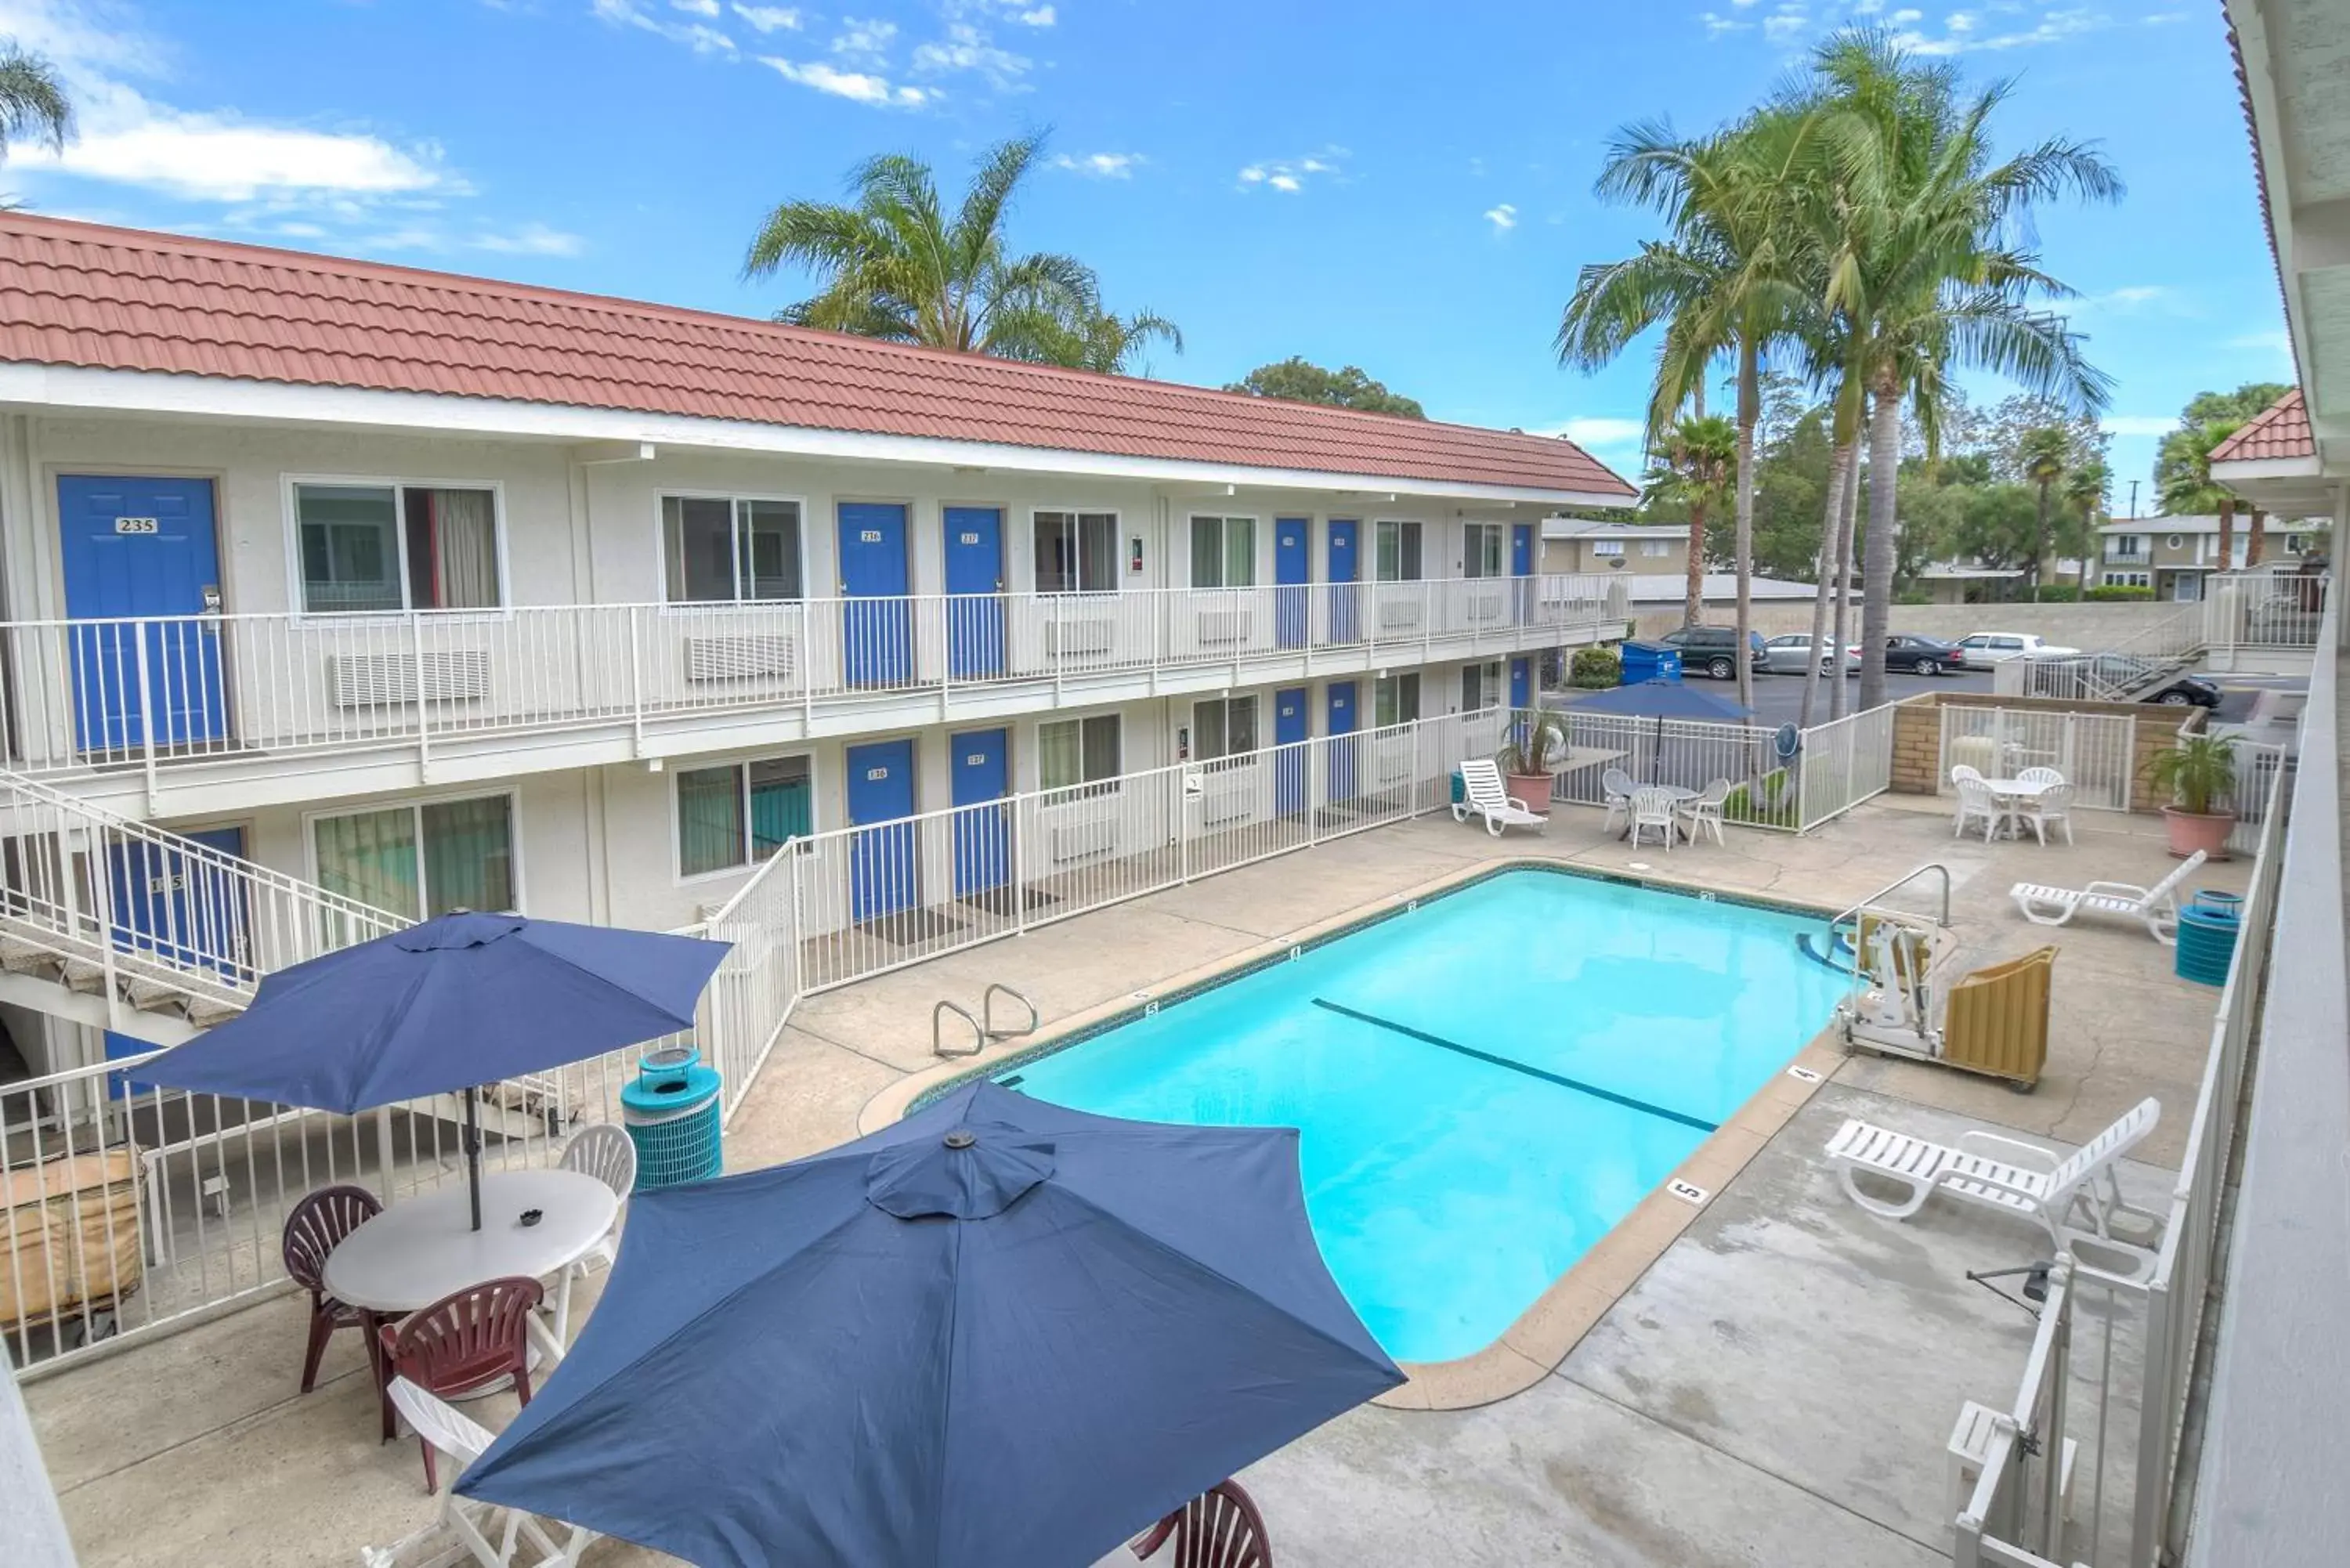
<box><xmin>1629</xmin><ymin>598</ymin><xmax>2193</xmax><ymax>646</ymax></box>
<box><xmin>1885</xmin><ymin>690</ymin><xmax>2202</xmax><ymax>813</ymax></box>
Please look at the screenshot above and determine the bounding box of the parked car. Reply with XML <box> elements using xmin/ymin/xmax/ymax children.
<box><xmin>2142</xmin><ymin>673</ymin><xmax>2222</xmax><ymax>708</ymax></box>
<box><xmin>1659</xmin><ymin>625</ymin><xmax>1770</xmax><ymax>680</ymax></box>
<box><xmin>1954</xmin><ymin>631</ymin><xmax>2081</xmax><ymax>663</ymax></box>
<box><xmin>1868</xmin><ymin>634</ymin><xmax>1969</xmax><ymax>676</ymax></box>
<box><xmin>1761</xmin><ymin>634</ymin><xmax>1859</xmax><ymax>675</ymax></box>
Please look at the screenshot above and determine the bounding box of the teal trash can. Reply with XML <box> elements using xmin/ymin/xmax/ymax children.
<box><xmin>2175</xmin><ymin>899</ymin><xmax>2240</xmax><ymax>987</ymax></box>
<box><xmin>621</xmin><ymin>1044</ymin><xmax>724</xmax><ymax>1190</ymax></box>
<box><xmin>1451</xmin><ymin>769</ymin><xmax>1466</xmax><ymax>804</ymax></box>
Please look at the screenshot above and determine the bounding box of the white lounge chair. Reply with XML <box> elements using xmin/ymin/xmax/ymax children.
<box><xmin>1453</xmin><ymin>757</ymin><xmax>1547</xmax><ymax>836</ymax></box>
<box><xmin>1825</xmin><ymin>1098</ymin><xmax>2164</xmax><ymax>1279</ymax></box>
<box><xmin>2010</xmin><ymin>850</ymin><xmax>2206</xmax><ymax>945</ymax></box>
<box><xmin>361</xmin><ymin>1378</ymin><xmax>597</xmax><ymax>1568</ymax></box>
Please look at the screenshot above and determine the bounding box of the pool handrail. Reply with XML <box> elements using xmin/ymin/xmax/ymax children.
<box><xmin>933</xmin><ymin>1000</ymin><xmax>985</xmax><ymax>1058</ymax></box>
<box><xmin>982</xmin><ymin>982</ymin><xmax>1039</xmax><ymax>1041</ymax></box>
<box><xmin>1831</xmin><ymin>863</ymin><xmax>1954</xmax><ymax>933</ymax></box>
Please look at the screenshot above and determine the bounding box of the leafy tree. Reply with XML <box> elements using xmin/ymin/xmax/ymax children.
<box><xmin>1641</xmin><ymin>414</ymin><xmax>1738</xmax><ymax>627</ymax></box>
<box><xmin>0</xmin><ymin>40</ymin><xmax>70</xmax><ymax>202</ymax></box>
<box><xmin>2156</xmin><ymin>418</ymin><xmax>2247</xmax><ymax>571</ymax></box>
<box><xmin>2017</xmin><ymin>425</ymin><xmax>2069</xmax><ymax>598</ymax></box>
<box><xmin>2179</xmin><ymin>381</ymin><xmax>2293</xmax><ymax>430</ymax></box>
<box><xmin>743</xmin><ymin>133</ymin><xmax>1178</xmax><ymax>374</ymax></box>
<box><xmin>1221</xmin><ymin>359</ymin><xmax>1425</xmax><ymax>417</ymax></box>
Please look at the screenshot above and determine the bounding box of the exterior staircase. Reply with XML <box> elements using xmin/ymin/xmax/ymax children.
<box><xmin>2017</xmin><ymin>607</ymin><xmax>2210</xmax><ymax>705</ymax></box>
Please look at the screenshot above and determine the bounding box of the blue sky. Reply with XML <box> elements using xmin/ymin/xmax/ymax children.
<box><xmin>0</xmin><ymin>0</ymin><xmax>2292</xmax><ymax>505</ymax></box>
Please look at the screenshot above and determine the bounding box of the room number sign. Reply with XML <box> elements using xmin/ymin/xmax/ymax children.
<box><xmin>114</xmin><ymin>517</ymin><xmax>159</xmax><ymax>534</ymax></box>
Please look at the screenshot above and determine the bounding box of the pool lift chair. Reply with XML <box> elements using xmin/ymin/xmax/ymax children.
<box><xmin>1829</xmin><ymin>868</ymin><xmax>2055</xmax><ymax>1093</ymax></box>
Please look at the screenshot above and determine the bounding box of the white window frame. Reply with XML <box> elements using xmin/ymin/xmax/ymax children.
<box><xmin>1373</xmin><ymin>518</ymin><xmax>1425</xmax><ymax>583</ymax></box>
<box><xmin>1461</xmin><ymin>522</ymin><xmax>1506</xmax><ymax>579</ymax></box>
<box><xmin>2165</xmin><ymin>533</ymin><xmax>2184</xmax><ymax>551</ymax></box>
<box><xmin>302</xmin><ymin>786</ymin><xmax>525</xmax><ymax>918</ymax></box>
<box><xmin>2284</xmin><ymin>533</ymin><xmax>2307</xmax><ymax>555</ymax></box>
<box><xmin>1461</xmin><ymin>659</ymin><xmax>1504</xmax><ymax>712</ymax></box>
<box><xmin>671</xmin><ymin>750</ymin><xmax>815</xmax><ymax>884</ymax></box>
<box><xmin>1187</xmin><ymin>515</ymin><xmax>1260</xmax><ymax>590</ymax></box>
<box><xmin>1589</xmin><ymin>539</ymin><xmax>1625</xmax><ymax>558</ymax></box>
<box><xmin>656</xmin><ymin>490</ymin><xmax>810</xmax><ymax>612</ymax></box>
<box><xmin>1031</xmin><ymin>507</ymin><xmax>1124</xmax><ymax>595</ymax></box>
<box><xmin>1191</xmin><ymin>695</ymin><xmax>1260</xmax><ymax>761</ymax></box>
<box><xmin>1038</xmin><ymin>711</ymin><xmax>1123</xmax><ymax>796</ymax></box>
<box><xmin>1639</xmin><ymin>538</ymin><xmax>1672</xmax><ymax>558</ymax></box>
<box><xmin>284</xmin><ymin>474</ymin><xmax>512</xmax><ymax>620</ymax></box>
<box><xmin>1372</xmin><ymin>671</ymin><xmax>1420</xmax><ymax>728</ymax></box>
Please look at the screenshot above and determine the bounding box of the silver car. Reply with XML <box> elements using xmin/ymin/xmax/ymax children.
<box><xmin>1760</xmin><ymin>634</ymin><xmax>1859</xmax><ymax>674</ymax></box>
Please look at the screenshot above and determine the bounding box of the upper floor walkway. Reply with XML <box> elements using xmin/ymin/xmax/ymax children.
<box><xmin>0</xmin><ymin>574</ymin><xmax>1625</xmax><ymax>820</ymax></box>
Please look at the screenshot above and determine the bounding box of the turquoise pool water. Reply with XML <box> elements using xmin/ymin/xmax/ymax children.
<box><xmin>1000</xmin><ymin>869</ymin><xmax>1846</xmax><ymax>1363</ymax></box>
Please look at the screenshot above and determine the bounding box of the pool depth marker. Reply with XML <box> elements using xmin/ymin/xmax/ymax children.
<box><xmin>1310</xmin><ymin>997</ymin><xmax>1720</xmax><ymax>1134</ymax></box>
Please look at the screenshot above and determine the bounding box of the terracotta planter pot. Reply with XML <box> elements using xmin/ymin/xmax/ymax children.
<box><xmin>2160</xmin><ymin>806</ymin><xmax>2236</xmax><ymax>862</ymax></box>
<box><xmin>1505</xmin><ymin>772</ymin><xmax>1553</xmax><ymax>815</ymax></box>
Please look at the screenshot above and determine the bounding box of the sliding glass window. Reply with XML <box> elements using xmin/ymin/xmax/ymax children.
<box><xmin>1188</xmin><ymin>516</ymin><xmax>1257</xmax><ymax>588</ymax></box>
<box><xmin>1034</xmin><ymin>511</ymin><xmax>1119</xmax><ymax>594</ymax></box>
<box><xmin>677</xmin><ymin>755</ymin><xmax>812</xmax><ymax>876</ymax></box>
<box><xmin>1374</xmin><ymin>520</ymin><xmax>1423</xmax><ymax>582</ymax></box>
<box><xmin>295</xmin><ymin>482</ymin><xmax>502</xmax><ymax>614</ymax></box>
<box><xmin>663</xmin><ymin>497</ymin><xmax>804</xmax><ymax>605</ymax></box>
<box><xmin>313</xmin><ymin>795</ymin><xmax>515</xmax><ymax>919</ymax></box>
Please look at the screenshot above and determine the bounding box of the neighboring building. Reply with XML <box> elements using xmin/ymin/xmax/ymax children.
<box><xmin>1540</xmin><ymin>518</ymin><xmax>1690</xmax><ymax>579</ymax></box>
<box><xmin>0</xmin><ymin>213</ymin><xmax>1634</xmax><ymax>1088</ymax></box>
<box><xmin>2092</xmin><ymin>514</ymin><xmax>2322</xmax><ymax>598</ymax></box>
<box><xmin>1622</xmin><ymin>572</ymin><xmax>1825</xmax><ymax>611</ymax></box>
<box><xmin>1913</xmin><ymin>563</ymin><xmax>2025</xmax><ymax>605</ymax></box>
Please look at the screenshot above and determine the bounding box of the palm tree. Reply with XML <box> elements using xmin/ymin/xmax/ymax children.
<box><xmin>2018</xmin><ymin>426</ymin><xmax>2069</xmax><ymax>599</ymax></box>
<box><xmin>0</xmin><ymin>41</ymin><xmax>70</xmax><ymax>197</ymax></box>
<box><xmin>1643</xmin><ymin>414</ymin><xmax>1737</xmax><ymax>627</ymax></box>
<box><xmin>2062</xmin><ymin>457</ymin><xmax>2109</xmax><ymax>583</ymax></box>
<box><xmin>743</xmin><ymin>133</ymin><xmax>1177</xmax><ymax>371</ymax></box>
<box><xmin>2156</xmin><ymin>418</ymin><xmax>2245</xmax><ymax>576</ymax></box>
<box><xmin>1558</xmin><ymin>110</ymin><xmax>1817</xmax><ymax>712</ymax></box>
<box><xmin>1805</xmin><ymin>30</ymin><xmax>2120</xmax><ymax>712</ymax></box>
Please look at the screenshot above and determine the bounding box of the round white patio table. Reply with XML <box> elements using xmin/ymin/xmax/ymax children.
<box><xmin>1982</xmin><ymin>778</ymin><xmax>2057</xmax><ymax>841</ymax></box>
<box><xmin>325</xmin><ymin>1167</ymin><xmax>616</xmax><ymax>1382</ymax></box>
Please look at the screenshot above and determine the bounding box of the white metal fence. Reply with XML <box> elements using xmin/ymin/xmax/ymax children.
<box><xmin>1937</xmin><ymin>706</ymin><xmax>2139</xmax><ymax>811</ymax></box>
<box><xmin>0</xmin><ymin>576</ymin><xmax>1625</xmax><ymax>782</ymax></box>
<box><xmin>1543</xmin><ymin>703</ymin><xmax>1895</xmax><ymax>833</ymax></box>
<box><xmin>1951</xmin><ymin>749</ymin><xmax>2289</xmax><ymax>1568</ymax></box>
<box><xmin>1796</xmin><ymin>703</ymin><xmax>1897</xmax><ymax>830</ymax></box>
<box><xmin>2200</xmin><ymin>570</ymin><xmax>2330</xmax><ymax>650</ymax></box>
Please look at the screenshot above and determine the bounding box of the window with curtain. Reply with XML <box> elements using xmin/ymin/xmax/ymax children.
<box><xmin>296</xmin><ymin>482</ymin><xmax>500</xmax><ymax>614</ymax></box>
<box><xmin>1191</xmin><ymin>696</ymin><xmax>1258</xmax><ymax>761</ymax></box>
<box><xmin>1462</xmin><ymin>523</ymin><xmax>1503</xmax><ymax>579</ymax></box>
<box><xmin>1033</xmin><ymin>511</ymin><xmax>1119</xmax><ymax>594</ymax></box>
<box><xmin>1373</xmin><ymin>672</ymin><xmax>1420</xmax><ymax>728</ymax></box>
<box><xmin>663</xmin><ymin>497</ymin><xmax>804</xmax><ymax>605</ymax></box>
<box><xmin>313</xmin><ymin>794</ymin><xmax>514</xmax><ymax>919</ymax></box>
<box><xmin>1460</xmin><ymin>661</ymin><xmax>1502</xmax><ymax>711</ymax></box>
<box><xmin>1188</xmin><ymin>516</ymin><xmax>1256</xmax><ymax>588</ymax></box>
<box><xmin>677</xmin><ymin>754</ymin><xmax>812</xmax><ymax>876</ymax></box>
<box><xmin>1640</xmin><ymin>539</ymin><xmax>1672</xmax><ymax>558</ymax></box>
<box><xmin>1039</xmin><ymin>714</ymin><xmax>1120</xmax><ymax>793</ymax></box>
<box><xmin>1374</xmin><ymin>520</ymin><xmax>1423</xmax><ymax>582</ymax></box>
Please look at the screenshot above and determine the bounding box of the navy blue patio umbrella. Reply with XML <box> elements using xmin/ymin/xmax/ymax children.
<box><xmin>1569</xmin><ymin>678</ymin><xmax>1755</xmax><ymax>781</ymax></box>
<box><xmin>135</xmin><ymin>911</ymin><xmax>730</xmax><ymax>1229</ymax></box>
<box><xmin>456</xmin><ymin>1080</ymin><xmax>1404</xmax><ymax>1568</ymax></box>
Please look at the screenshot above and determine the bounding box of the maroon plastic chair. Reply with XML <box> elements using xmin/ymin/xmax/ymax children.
<box><xmin>1132</xmin><ymin>1480</ymin><xmax>1274</xmax><ymax>1568</ymax></box>
<box><xmin>378</xmin><ymin>1276</ymin><xmax>544</xmax><ymax>1490</ymax></box>
<box><xmin>279</xmin><ymin>1183</ymin><xmax>382</xmax><ymax>1393</ymax></box>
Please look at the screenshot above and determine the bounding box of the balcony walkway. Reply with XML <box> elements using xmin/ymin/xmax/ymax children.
<box><xmin>23</xmin><ymin>800</ymin><xmax>2242</xmax><ymax>1566</ymax></box>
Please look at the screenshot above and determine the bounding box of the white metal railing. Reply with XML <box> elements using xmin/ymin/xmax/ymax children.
<box><xmin>1542</xmin><ymin>703</ymin><xmax>1896</xmax><ymax>833</ymax></box>
<box><xmin>1796</xmin><ymin>703</ymin><xmax>1897</xmax><ymax>829</ymax></box>
<box><xmin>787</xmin><ymin>706</ymin><xmax>1509</xmax><ymax>994</ymax></box>
<box><xmin>2200</xmin><ymin>570</ymin><xmax>2330</xmax><ymax>650</ymax></box>
<box><xmin>1937</xmin><ymin>706</ymin><xmax>2138</xmax><ymax>811</ymax></box>
<box><xmin>692</xmin><ymin>841</ymin><xmax>802</xmax><ymax>1119</ymax></box>
<box><xmin>1950</xmin><ymin>733</ymin><xmax>2291</xmax><ymax>1568</ymax></box>
<box><xmin>2022</xmin><ymin>607</ymin><xmax>2209</xmax><ymax>703</ymax></box>
<box><xmin>0</xmin><ymin>577</ymin><xmax>1625</xmax><ymax>783</ymax></box>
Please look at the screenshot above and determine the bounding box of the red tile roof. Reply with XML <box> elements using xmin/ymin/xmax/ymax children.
<box><xmin>0</xmin><ymin>214</ymin><xmax>1633</xmax><ymax>500</ymax></box>
<box><xmin>2210</xmin><ymin>388</ymin><xmax>2315</xmax><ymax>463</ymax></box>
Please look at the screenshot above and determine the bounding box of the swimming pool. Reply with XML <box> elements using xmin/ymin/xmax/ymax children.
<box><xmin>997</xmin><ymin>868</ymin><xmax>1846</xmax><ymax>1363</ymax></box>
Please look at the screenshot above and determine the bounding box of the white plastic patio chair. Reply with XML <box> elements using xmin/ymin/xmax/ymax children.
<box><xmin>547</xmin><ymin>1124</ymin><xmax>636</xmax><ymax>1342</ymax></box>
<box><xmin>1627</xmin><ymin>786</ymin><xmax>1679</xmax><ymax>852</ymax></box>
<box><xmin>2014</xmin><ymin>765</ymin><xmax>2064</xmax><ymax>788</ymax></box>
<box><xmin>1676</xmin><ymin>779</ymin><xmax>1731</xmax><ymax>847</ymax></box>
<box><xmin>2019</xmin><ymin>782</ymin><xmax>2075</xmax><ymax>847</ymax></box>
<box><xmin>1952</xmin><ymin>775</ymin><xmax>2014</xmax><ymax>844</ymax></box>
<box><xmin>1600</xmin><ymin>767</ymin><xmax>1636</xmax><ymax>833</ymax></box>
<box><xmin>360</xmin><ymin>1378</ymin><xmax>597</xmax><ymax>1568</ymax></box>
<box><xmin>2010</xmin><ymin>850</ymin><xmax>2206</xmax><ymax>945</ymax></box>
<box><xmin>1824</xmin><ymin>1098</ymin><xmax>2164</xmax><ymax>1281</ymax></box>
<box><xmin>1452</xmin><ymin>757</ymin><xmax>1546</xmax><ymax>836</ymax></box>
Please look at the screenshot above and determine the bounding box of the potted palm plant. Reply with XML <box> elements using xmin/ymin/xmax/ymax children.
<box><xmin>1495</xmin><ymin>710</ymin><xmax>1568</xmax><ymax>815</ymax></box>
<box><xmin>2142</xmin><ymin>734</ymin><xmax>2239</xmax><ymax>860</ymax></box>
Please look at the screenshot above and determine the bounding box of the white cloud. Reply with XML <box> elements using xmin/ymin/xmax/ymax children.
<box><xmin>470</xmin><ymin>222</ymin><xmax>588</xmax><ymax>257</ymax></box>
<box><xmin>831</xmin><ymin>16</ymin><xmax>898</xmax><ymax>63</ymax></box>
<box><xmin>1889</xmin><ymin>5</ymin><xmax>2106</xmax><ymax>55</ymax></box>
<box><xmin>2227</xmin><ymin>328</ymin><xmax>2293</xmax><ymax>356</ymax></box>
<box><xmin>1701</xmin><ymin>12</ymin><xmax>1754</xmax><ymax>34</ymax></box>
<box><xmin>1763</xmin><ymin>12</ymin><xmax>1807</xmax><ymax>40</ymax></box>
<box><xmin>731</xmin><ymin>4</ymin><xmax>802</xmax><ymax>31</ymax></box>
<box><xmin>1484</xmin><ymin>202</ymin><xmax>1517</xmax><ymax>232</ymax></box>
<box><xmin>1051</xmin><ymin>151</ymin><xmax>1141</xmax><ymax>178</ymax></box>
<box><xmin>1889</xmin><ymin>7</ymin><xmax>1922</xmax><ymax>21</ymax></box>
<box><xmin>592</xmin><ymin>0</ymin><xmax>737</xmax><ymax>53</ymax></box>
<box><xmin>1015</xmin><ymin>5</ymin><xmax>1055</xmax><ymax>23</ymax></box>
<box><xmin>911</xmin><ymin>21</ymin><xmax>1031</xmax><ymax>85</ymax></box>
<box><xmin>1236</xmin><ymin>150</ymin><xmax>1345</xmax><ymax>194</ymax></box>
<box><xmin>2099</xmin><ymin>415</ymin><xmax>2179</xmax><ymax>438</ymax></box>
<box><xmin>670</xmin><ymin>0</ymin><xmax>721</xmax><ymax>16</ymax></box>
<box><xmin>759</xmin><ymin>55</ymin><xmax>931</xmax><ymax>106</ymax></box>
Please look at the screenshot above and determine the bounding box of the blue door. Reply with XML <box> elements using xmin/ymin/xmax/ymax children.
<box><xmin>846</xmin><ymin>739</ymin><xmax>917</xmax><ymax>921</ymax></box>
<box><xmin>838</xmin><ymin>502</ymin><xmax>912</xmax><ymax>687</ymax></box>
<box><xmin>1509</xmin><ymin>656</ymin><xmax>1531</xmax><ymax>711</ymax></box>
<box><xmin>1512</xmin><ymin>522</ymin><xmax>1536</xmax><ymax>626</ymax></box>
<box><xmin>106</xmin><ymin>823</ymin><xmax>248</xmax><ymax>1098</ymax></box>
<box><xmin>58</xmin><ymin>475</ymin><xmax>227</xmax><ymax>753</ymax></box>
<box><xmin>1326</xmin><ymin>681</ymin><xmax>1357</xmax><ymax>800</ymax></box>
<box><xmin>1274</xmin><ymin>518</ymin><xmax>1311</xmax><ymax>649</ymax></box>
<box><xmin>1327</xmin><ymin>520</ymin><xmax>1360</xmax><ymax>642</ymax></box>
<box><xmin>949</xmin><ymin>727</ymin><xmax>1009</xmax><ymax>898</ymax></box>
<box><xmin>944</xmin><ymin>506</ymin><xmax>1004</xmax><ymax>678</ymax></box>
<box><xmin>1273</xmin><ymin>688</ymin><xmax>1308</xmax><ymax>815</ymax></box>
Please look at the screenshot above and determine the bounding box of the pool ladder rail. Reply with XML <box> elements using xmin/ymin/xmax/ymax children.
<box><xmin>932</xmin><ymin>982</ymin><xmax>1041</xmax><ymax>1059</ymax></box>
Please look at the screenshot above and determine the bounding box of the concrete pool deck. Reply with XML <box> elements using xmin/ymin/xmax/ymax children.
<box><xmin>21</xmin><ymin>797</ymin><xmax>2241</xmax><ymax>1566</ymax></box>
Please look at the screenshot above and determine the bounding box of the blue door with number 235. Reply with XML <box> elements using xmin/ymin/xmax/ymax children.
<box><xmin>57</xmin><ymin>475</ymin><xmax>228</xmax><ymax>753</ymax></box>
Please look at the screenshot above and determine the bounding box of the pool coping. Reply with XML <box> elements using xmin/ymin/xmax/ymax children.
<box><xmin>853</xmin><ymin>854</ymin><xmax>1852</xmax><ymax>1413</ymax></box>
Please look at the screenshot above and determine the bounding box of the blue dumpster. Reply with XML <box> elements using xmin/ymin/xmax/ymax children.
<box><xmin>1620</xmin><ymin>641</ymin><xmax>1683</xmax><ymax>684</ymax></box>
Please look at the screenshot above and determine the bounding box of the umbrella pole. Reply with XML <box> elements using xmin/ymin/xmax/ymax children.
<box><xmin>465</xmin><ymin>1085</ymin><xmax>483</xmax><ymax>1233</ymax></box>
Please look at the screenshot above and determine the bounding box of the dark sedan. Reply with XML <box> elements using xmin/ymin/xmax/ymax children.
<box><xmin>2143</xmin><ymin>673</ymin><xmax>2222</xmax><ymax>708</ymax></box>
<box><xmin>1845</xmin><ymin>634</ymin><xmax>1969</xmax><ymax>676</ymax></box>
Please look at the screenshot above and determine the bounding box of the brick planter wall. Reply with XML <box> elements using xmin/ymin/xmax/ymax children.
<box><xmin>1885</xmin><ymin>691</ymin><xmax>2203</xmax><ymax>813</ymax></box>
